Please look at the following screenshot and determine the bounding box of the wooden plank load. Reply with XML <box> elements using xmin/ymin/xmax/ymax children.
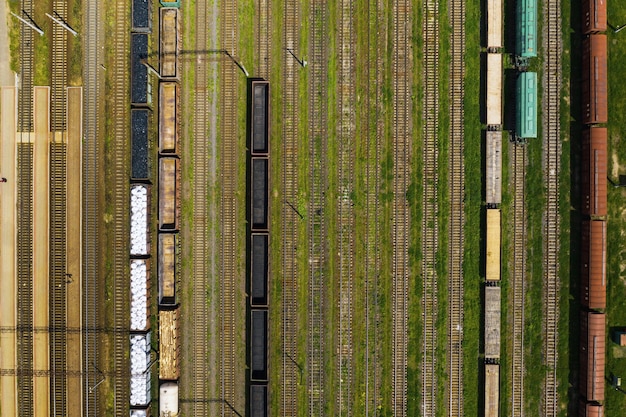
<box><xmin>159</xmin><ymin>309</ymin><xmax>180</xmax><ymax>380</ymax></box>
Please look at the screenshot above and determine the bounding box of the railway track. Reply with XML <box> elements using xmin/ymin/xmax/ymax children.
<box><xmin>187</xmin><ymin>0</ymin><xmax>211</xmax><ymax>415</ymax></box>
<box><xmin>16</xmin><ymin>142</ymin><xmax>34</xmax><ymax>417</ymax></box>
<box><xmin>336</xmin><ymin>0</ymin><xmax>356</xmax><ymax>414</ymax></box>
<box><xmin>256</xmin><ymin>0</ymin><xmax>271</xmax><ymax>79</ymax></box>
<box><xmin>422</xmin><ymin>0</ymin><xmax>439</xmax><ymax>413</ymax></box>
<box><xmin>50</xmin><ymin>1</ymin><xmax>69</xmax><ymax>414</ymax></box>
<box><xmin>447</xmin><ymin>0</ymin><xmax>465</xmax><ymax>414</ymax></box>
<box><xmin>510</xmin><ymin>143</ymin><xmax>526</xmax><ymax>417</ymax></box>
<box><xmin>112</xmin><ymin>0</ymin><xmax>130</xmax><ymax>414</ymax></box>
<box><xmin>49</xmin><ymin>142</ymin><xmax>67</xmax><ymax>416</ymax></box>
<box><xmin>220</xmin><ymin>0</ymin><xmax>238</xmax><ymax>413</ymax></box>
<box><xmin>16</xmin><ymin>0</ymin><xmax>35</xmax><ymax>414</ymax></box>
<box><xmin>362</xmin><ymin>0</ymin><xmax>385</xmax><ymax>412</ymax></box>
<box><xmin>282</xmin><ymin>0</ymin><xmax>300</xmax><ymax>415</ymax></box>
<box><xmin>542</xmin><ymin>0</ymin><xmax>562</xmax><ymax>413</ymax></box>
<box><xmin>392</xmin><ymin>1</ymin><xmax>411</xmax><ymax>415</ymax></box>
<box><xmin>83</xmin><ymin>0</ymin><xmax>100</xmax><ymax>413</ymax></box>
<box><xmin>308</xmin><ymin>0</ymin><xmax>328</xmax><ymax>414</ymax></box>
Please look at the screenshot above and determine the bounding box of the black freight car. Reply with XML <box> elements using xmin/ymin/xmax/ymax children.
<box><xmin>247</xmin><ymin>79</ymin><xmax>270</xmax><ymax>156</ymax></box>
<box><xmin>251</xmin><ymin>157</ymin><xmax>269</xmax><ymax>231</ymax></box>
<box><xmin>131</xmin><ymin>109</ymin><xmax>150</xmax><ymax>180</ymax></box>
<box><xmin>250</xmin><ymin>309</ymin><xmax>268</xmax><ymax>382</ymax></box>
<box><xmin>250</xmin><ymin>233</ymin><xmax>269</xmax><ymax>307</ymax></box>
<box><xmin>131</xmin><ymin>33</ymin><xmax>150</xmax><ymax>106</ymax></box>
<box><xmin>250</xmin><ymin>384</ymin><xmax>268</xmax><ymax>417</ymax></box>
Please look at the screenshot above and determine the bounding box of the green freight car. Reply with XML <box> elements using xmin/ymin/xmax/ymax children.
<box><xmin>160</xmin><ymin>0</ymin><xmax>180</xmax><ymax>7</ymax></box>
<box><xmin>516</xmin><ymin>0</ymin><xmax>537</xmax><ymax>58</ymax></box>
<box><xmin>516</xmin><ymin>72</ymin><xmax>537</xmax><ymax>139</ymax></box>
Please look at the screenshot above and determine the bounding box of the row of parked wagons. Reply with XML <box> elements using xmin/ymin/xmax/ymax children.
<box><xmin>579</xmin><ymin>0</ymin><xmax>608</xmax><ymax>415</ymax></box>
<box><xmin>129</xmin><ymin>0</ymin><xmax>181</xmax><ymax>416</ymax></box>
<box><xmin>247</xmin><ymin>79</ymin><xmax>270</xmax><ymax>417</ymax></box>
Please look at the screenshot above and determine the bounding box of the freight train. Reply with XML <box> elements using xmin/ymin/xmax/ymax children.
<box><xmin>247</xmin><ymin>78</ymin><xmax>270</xmax><ymax>417</ymax></box>
<box><xmin>129</xmin><ymin>1</ymin><xmax>182</xmax><ymax>415</ymax></box>
<box><xmin>578</xmin><ymin>0</ymin><xmax>608</xmax><ymax>414</ymax></box>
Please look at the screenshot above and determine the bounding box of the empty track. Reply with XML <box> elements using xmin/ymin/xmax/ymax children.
<box><xmin>308</xmin><ymin>0</ymin><xmax>328</xmax><ymax>414</ymax></box>
<box><xmin>281</xmin><ymin>1</ymin><xmax>301</xmax><ymax>416</ymax></box>
<box><xmin>220</xmin><ymin>0</ymin><xmax>238</xmax><ymax>413</ymax></box>
<box><xmin>16</xmin><ymin>0</ymin><xmax>35</xmax><ymax>414</ymax></box>
<box><xmin>447</xmin><ymin>0</ymin><xmax>465</xmax><ymax>414</ymax></box>
<box><xmin>362</xmin><ymin>1</ymin><xmax>384</xmax><ymax>413</ymax></box>
<box><xmin>336</xmin><ymin>0</ymin><xmax>356</xmax><ymax>414</ymax></box>
<box><xmin>542</xmin><ymin>0</ymin><xmax>562</xmax><ymax>414</ymax></box>
<box><xmin>510</xmin><ymin>143</ymin><xmax>526</xmax><ymax>417</ymax></box>
<box><xmin>255</xmin><ymin>0</ymin><xmax>271</xmax><ymax>79</ymax></box>
<box><xmin>111</xmin><ymin>0</ymin><xmax>130</xmax><ymax>414</ymax></box>
<box><xmin>422</xmin><ymin>0</ymin><xmax>439</xmax><ymax>413</ymax></box>
<box><xmin>50</xmin><ymin>1</ymin><xmax>69</xmax><ymax>414</ymax></box>
<box><xmin>83</xmin><ymin>0</ymin><xmax>100</xmax><ymax>413</ymax></box>
<box><xmin>187</xmin><ymin>0</ymin><xmax>210</xmax><ymax>414</ymax></box>
<box><xmin>392</xmin><ymin>1</ymin><xmax>411</xmax><ymax>415</ymax></box>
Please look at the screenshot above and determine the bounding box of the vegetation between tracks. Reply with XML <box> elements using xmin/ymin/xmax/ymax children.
<box><xmin>605</xmin><ymin>2</ymin><xmax>626</xmax><ymax>415</ymax></box>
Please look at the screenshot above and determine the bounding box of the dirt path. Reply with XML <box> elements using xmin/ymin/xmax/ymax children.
<box><xmin>0</xmin><ymin>86</ymin><xmax>17</xmax><ymax>417</ymax></box>
<box><xmin>0</xmin><ymin>0</ymin><xmax>14</xmax><ymax>86</ymax></box>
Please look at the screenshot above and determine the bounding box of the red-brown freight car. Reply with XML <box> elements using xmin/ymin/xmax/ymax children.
<box><xmin>583</xmin><ymin>34</ymin><xmax>608</xmax><ymax>125</ymax></box>
<box><xmin>581</xmin><ymin>220</ymin><xmax>606</xmax><ymax>310</ymax></box>
<box><xmin>579</xmin><ymin>400</ymin><xmax>604</xmax><ymax>417</ymax></box>
<box><xmin>580</xmin><ymin>311</ymin><xmax>606</xmax><ymax>402</ymax></box>
<box><xmin>582</xmin><ymin>0</ymin><xmax>607</xmax><ymax>34</ymax></box>
<box><xmin>582</xmin><ymin>127</ymin><xmax>607</xmax><ymax>216</ymax></box>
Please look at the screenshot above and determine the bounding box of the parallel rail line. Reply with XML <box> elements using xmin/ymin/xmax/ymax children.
<box><xmin>510</xmin><ymin>144</ymin><xmax>526</xmax><ymax>416</ymax></box>
<box><xmin>189</xmin><ymin>0</ymin><xmax>210</xmax><ymax>414</ymax></box>
<box><xmin>17</xmin><ymin>0</ymin><xmax>35</xmax><ymax>414</ymax></box>
<box><xmin>392</xmin><ymin>0</ymin><xmax>410</xmax><ymax>415</ymax></box>
<box><xmin>448</xmin><ymin>0</ymin><xmax>465</xmax><ymax>414</ymax></box>
<box><xmin>336</xmin><ymin>0</ymin><xmax>356</xmax><ymax>412</ymax></box>
<box><xmin>542</xmin><ymin>0</ymin><xmax>562</xmax><ymax>413</ymax></box>
<box><xmin>112</xmin><ymin>0</ymin><xmax>130</xmax><ymax>414</ymax></box>
<box><xmin>422</xmin><ymin>0</ymin><xmax>439</xmax><ymax>413</ymax></box>
<box><xmin>49</xmin><ymin>142</ymin><xmax>67</xmax><ymax>416</ymax></box>
<box><xmin>308</xmin><ymin>0</ymin><xmax>327</xmax><ymax>414</ymax></box>
<box><xmin>83</xmin><ymin>0</ymin><xmax>100</xmax><ymax>413</ymax></box>
<box><xmin>220</xmin><ymin>0</ymin><xmax>238</xmax><ymax>413</ymax></box>
<box><xmin>282</xmin><ymin>0</ymin><xmax>300</xmax><ymax>415</ymax></box>
<box><xmin>50</xmin><ymin>1</ymin><xmax>69</xmax><ymax>414</ymax></box>
<box><xmin>255</xmin><ymin>0</ymin><xmax>271</xmax><ymax>79</ymax></box>
<box><xmin>362</xmin><ymin>0</ymin><xmax>385</xmax><ymax>412</ymax></box>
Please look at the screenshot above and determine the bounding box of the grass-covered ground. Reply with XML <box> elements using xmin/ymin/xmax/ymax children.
<box><xmin>605</xmin><ymin>1</ymin><xmax>626</xmax><ymax>415</ymax></box>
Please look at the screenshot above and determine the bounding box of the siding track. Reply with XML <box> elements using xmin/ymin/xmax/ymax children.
<box><xmin>112</xmin><ymin>0</ymin><xmax>130</xmax><ymax>414</ymax></box>
<box><xmin>448</xmin><ymin>0</ymin><xmax>465</xmax><ymax>413</ymax></box>
<box><xmin>188</xmin><ymin>0</ymin><xmax>211</xmax><ymax>414</ymax></box>
<box><xmin>542</xmin><ymin>0</ymin><xmax>562</xmax><ymax>413</ymax></box>
<box><xmin>308</xmin><ymin>0</ymin><xmax>327</xmax><ymax>414</ymax></box>
<box><xmin>17</xmin><ymin>0</ymin><xmax>35</xmax><ymax>414</ymax></box>
<box><xmin>421</xmin><ymin>0</ymin><xmax>439</xmax><ymax>413</ymax></box>
<box><xmin>83</xmin><ymin>0</ymin><xmax>100</xmax><ymax>413</ymax></box>
<box><xmin>337</xmin><ymin>0</ymin><xmax>355</xmax><ymax>413</ymax></box>
<box><xmin>510</xmin><ymin>143</ymin><xmax>526</xmax><ymax>417</ymax></box>
<box><xmin>50</xmin><ymin>1</ymin><xmax>69</xmax><ymax>414</ymax></box>
<box><xmin>220</xmin><ymin>0</ymin><xmax>238</xmax><ymax>413</ymax></box>
<box><xmin>281</xmin><ymin>1</ymin><xmax>300</xmax><ymax>415</ymax></box>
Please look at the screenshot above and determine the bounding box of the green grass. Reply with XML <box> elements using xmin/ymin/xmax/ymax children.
<box><xmin>461</xmin><ymin>0</ymin><xmax>483</xmax><ymax>413</ymax></box>
<box><xmin>605</xmin><ymin>2</ymin><xmax>626</xmax><ymax>415</ymax></box>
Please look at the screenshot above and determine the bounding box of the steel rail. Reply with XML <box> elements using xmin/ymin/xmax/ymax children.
<box><xmin>510</xmin><ymin>143</ymin><xmax>526</xmax><ymax>416</ymax></box>
<box><xmin>447</xmin><ymin>0</ymin><xmax>466</xmax><ymax>413</ymax></box>
<box><xmin>220</xmin><ymin>0</ymin><xmax>238</xmax><ymax>413</ymax></box>
<box><xmin>281</xmin><ymin>0</ymin><xmax>301</xmax><ymax>415</ymax></box>
<box><xmin>542</xmin><ymin>0</ymin><xmax>562</xmax><ymax>413</ymax></box>
<box><xmin>82</xmin><ymin>0</ymin><xmax>100</xmax><ymax>413</ymax></box>
<box><xmin>308</xmin><ymin>0</ymin><xmax>328</xmax><ymax>414</ymax></box>
<box><xmin>422</xmin><ymin>0</ymin><xmax>439</xmax><ymax>413</ymax></box>
<box><xmin>336</xmin><ymin>0</ymin><xmax>356</xmax><ymax>413</ymax></box>
<box><xmin>16</xmin><ymin>0</ymin><xmax>35</xmax><ymax>414</ymax></box>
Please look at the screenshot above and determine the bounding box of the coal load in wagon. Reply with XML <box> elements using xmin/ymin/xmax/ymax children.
<box><xmin>250</xmin><ymin>310</ymin><xmax>268</xmax><ymax>381</ymax></box>
<box><xmin>250</xmin><ymin>384</ymin><xmax>268</xmax><ymax>417</ymax></box>
<box><xmin>131</xmin><ymin>109</ymin><xmax>149</xmax><ymax>179</ymax></box>
<box><xmin>252</xmin><ymin>158</ymin><xmax>268</xmax><ymax>230</ymax></box>
<box><xmin>131</xmin><ymin>34</ymin><xmax>149</xmax><ymax>105</ymax></box>
<box><xmin>251</xmin><ymin>234</ymin><xmax>268</xmax><ymax>306</ymax></box>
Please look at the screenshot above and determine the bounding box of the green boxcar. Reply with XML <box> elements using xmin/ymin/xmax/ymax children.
<box><xmin>160</xmin><ymin>0</ymin><xmax>180</xmax><ymax>7</ymax></box>
<box><xmin>516</xmin><ymin>72</ymin><xmax>537</xmax><ymax>139</ymax></box>
<box><xmin>516</xmin><ymin>0</ymin><xmax>537</xmax><ymax>58</ymax></box>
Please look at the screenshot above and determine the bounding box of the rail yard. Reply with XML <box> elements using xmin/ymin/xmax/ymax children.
<box><xmin>3</xmin><ymin>0</ymin><xmax>626</xmax><ymax>416</ymax></box>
